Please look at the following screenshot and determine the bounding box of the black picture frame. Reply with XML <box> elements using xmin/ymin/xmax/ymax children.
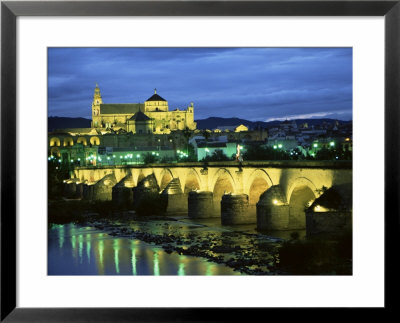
<box><xmin>1</xmin><ymin>0</ymin><xmax>398</xmax><ymax>321</ymax></box>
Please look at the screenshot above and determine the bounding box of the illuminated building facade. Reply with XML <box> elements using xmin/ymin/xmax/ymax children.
<box><xmin>91</xmin><ymin>85</ymin><xmax>196</xmax><ymax>134</ymax></box>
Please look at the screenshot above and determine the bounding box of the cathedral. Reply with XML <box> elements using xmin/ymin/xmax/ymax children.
<box><xmin>91</xmin><ymin>84</ymin><xmax>197</xmax><ymax>134</ymax></box>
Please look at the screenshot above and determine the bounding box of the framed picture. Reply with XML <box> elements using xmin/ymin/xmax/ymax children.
<box><xmin>1</xmin><ymin>0</ymin><xmax>398</xmax><ymax>320</ymax></box>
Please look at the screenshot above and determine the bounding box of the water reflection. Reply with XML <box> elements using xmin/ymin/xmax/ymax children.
<box><xmin>48</xmin><ymin>224</ymin><xmax>242</xmax><ymax>275</ymax></box>
<box><xmin>114</xmin><ymin>239</ymin><xmax>120</xmax><ymax>274</ymax></box>
<box><xmin>178</xmin><ymin>256</ymin><xmax>185</xmax><ymax>276</ymax></box>
<box><xmin>131</xmin><ymin>241</ymin><xmax>137</xmax><ymax>275</ymax></box>
<box><xmin>58</xmin><ymin>225</ymin><xmax>64</xmax><ymax>249</ymax></box>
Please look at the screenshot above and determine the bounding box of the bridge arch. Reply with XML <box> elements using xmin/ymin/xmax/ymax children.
<box><xmin>158</xmin><ymin>168</ymin><xmax>174</xmax><ymax>191</ymax></box>
<box><xmin>183</xmin><ymin>168</ymin><xmax>202</xmax><ymax>193</ymax></box>
<box><xmin>211</xmin><ymin>168</ymin><xmax>236</xmax><ymax>215</ymax></box>
<box><xmin>136</xmin><ymin>171</ymin><xmax>146</xmax><ymax>186</ymax></box>
<box><xmin>245</xmin><ymin>169</ymin><xmax>274</xmax><ymax>206</ymax></box>
<box><xmin>211</xmin><ymin>168</ymin><xmax>236</xmax><ymax>195</ymax></box>
<box><xmin>49</xmin><ymin>137</ymin><xmax>61</xmax><ymax>147</ymax></box>
<box><xmin>287</xmin><ymin>177</ymin><xmax>318</xmax><ymax>229</ymax></box>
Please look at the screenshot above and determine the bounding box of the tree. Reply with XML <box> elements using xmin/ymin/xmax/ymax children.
<box><xmin>201</xmin><ymin>129</ymin><xmax>211</xmax><ymax>145</ymax></box>
<box><xmin>183</xmin><ymin>127</ymin><xmax>192</xmax><ymax>154</ymax></box>
<box><xmin>143</xmin><ymin>153</ymin><xmax>158</xmax><ymax>164</ymax></box>
<box><xmin>201</xmin><ymin>149</ymin><xmax>230</xmax><ymax>162</ymax></box>
<box><xmin>242</xmin><ymin>145</ymin><xmax>291</xmax><ymax>161</ymax></box>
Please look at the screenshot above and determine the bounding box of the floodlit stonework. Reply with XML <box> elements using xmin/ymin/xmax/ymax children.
<box><xmin>91</xmin><ymin>85</ymin><xmax>196</xmax><ymax>133</ymax></box>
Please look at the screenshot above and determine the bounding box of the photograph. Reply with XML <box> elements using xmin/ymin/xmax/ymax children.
<box><xmin>47</xmin><ymin>47</ymin><xmax>353</xmax><ymax>276</ymax></box>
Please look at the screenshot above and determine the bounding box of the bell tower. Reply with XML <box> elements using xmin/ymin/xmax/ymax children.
<box><xmin>91</xmin><ymin>83</ymin><xmax>103</xmax><ymax>128</ymax></box>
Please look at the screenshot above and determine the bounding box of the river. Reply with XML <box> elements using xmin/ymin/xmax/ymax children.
<box><xmin>48</xmin><ymin>223</ymin><xmax>243</xmax><ymax>275</ymax></box>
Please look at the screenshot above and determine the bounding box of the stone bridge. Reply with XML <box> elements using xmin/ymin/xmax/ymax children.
<box><xmin>66</xmin><ymin>161</ymin><xmax>352</xmax><ymax>234</ymax></box>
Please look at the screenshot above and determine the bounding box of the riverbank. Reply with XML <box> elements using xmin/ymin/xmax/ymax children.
<box><xmin>48</xmin><ymin>199</ymin><xmax>352</xmax><ymax>275</ymax></box>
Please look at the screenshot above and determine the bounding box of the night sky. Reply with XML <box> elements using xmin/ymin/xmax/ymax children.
<box><xmin>48</xmin><ymin>48</ymin><xmax>352</xmax><ymax>121</ymax></box>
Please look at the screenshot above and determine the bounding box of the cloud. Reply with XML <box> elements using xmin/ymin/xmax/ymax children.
<box><xmin>48</xmin><ymin>47</ymin><xmax>352</xmax><ymax>121</ymax></box>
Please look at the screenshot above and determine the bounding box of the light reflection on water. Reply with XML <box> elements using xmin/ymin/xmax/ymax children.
<box><xmin>48</xmin><ymin>223</ymin><xmax>242</xmax><ymax>275</ymax></box>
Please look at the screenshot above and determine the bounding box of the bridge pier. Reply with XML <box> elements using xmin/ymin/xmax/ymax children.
<box><xmin>112</xmin><ymin>175</ymin><xmax>134</xmax><ymax>208</ymax></box>
<box><xmin>82</xmin><ymin>174</ymin><xmax>117</xmax><ymax>201</ymax></box>
<box><xmin>161</xmin><ymin>178</ymin><xmax>187</xmax><ymax>214</ymax></box>
<box><xmin>188</xmin><ymin>191</ymin><xmax>215</xmax><ymax>219</ymax></box>
<box><xmin>305</xmin><ymin>184</ymin><xmax>352</xmax><ymax>236</ymax></box>
<box><xmin>82</xmin><ymin>182</ymin><xmax>94</xmax><ymax>200</ymax></box>
<box><xmin>256</xmin><ymin>185</ymin><xmax>290</xmax><ymax>230</ymax></box>
<box><xmin>306</xmin><ymin>211</ymin><xmax>352</xmax><ymax>236</ymax></box>
<box><xmin>63</xmin><ymin>179</ymin><xmax>77</xmax><ymax>198</ymax></box>
<box><xmin>133</xmin><ymin>174</ymin><xmax>166</xmax><ymax>215</ymax></box>
<box><xmin>75</xmin><ymin>181</ymin><xmax>84</xmax><ymax>198</ymax></box>
<box><xmin>221</xmin><ymin>194</ymin><xmax>253</xmax><ymax>225</ymax></box>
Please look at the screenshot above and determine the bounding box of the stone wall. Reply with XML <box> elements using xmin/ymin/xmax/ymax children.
<box><xmin>306</xmin><ymin>211</ymin><xmax>352</xmax><ymax>236</ymax></box>
<box><xmin>188</xmin><ymin>191</ymin><xmax>215</xmax><ymax>218</ymax></box>
<box><xmin>221</xmin><ymin>194</ymin><xmax>253</xmax><ymax>225</ymax></box>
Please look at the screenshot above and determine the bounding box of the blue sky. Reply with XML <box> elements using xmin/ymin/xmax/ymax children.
<box><xmin>48</xmin><ymin>47</ymin><xmax>352</xmax><ymax>121</ymax></box>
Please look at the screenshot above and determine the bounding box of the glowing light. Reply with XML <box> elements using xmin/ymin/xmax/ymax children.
<box><xmin>137</xmin><ymin>154</ymin><xmax>140</xmax><ymax>158</ymax></box>
<box><xmin>278</xmin><ymin>144</ymin><xmax>282</xmax><ymax>148</ymax></box>
<box><xmin>273</xmin><ymin>199</ymin><xmax>278</xmax><ymax>205</ymax></box>
<box><xmin>330</xmin><ymin>141</ymin><xmax>335</xmax><ymax>146</ymax></box>
<box><xmin>205</xmin><ymin>148</ymin><xmax>209</xmax><ymax>152</ymax></box>
<box><xmin>313</xmin><ymin>143</ymin><xmax>318</xmax><ymax>148</ymax></box>
<box><xmin>273</xmin><ymin>145</ymin><xmax>277</xmax><ymax>149</ymax></box>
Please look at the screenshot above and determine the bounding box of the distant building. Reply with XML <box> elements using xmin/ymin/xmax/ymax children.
<box><xmin>215</xmin><ymin>124</ymin><xmax>249</xmax><ymax>132</ymax></box>
<box><xmin>196</xmin><ymin>142</ymin><xmax>238</xmax><ymax>161</ymax></box>
<box><xmin>91</xmin><ymin>85</ymin><xmax>196</xmax><ymax>133</ymax></box>
<box><xmin>267</xmin><ymin>139</ymin><xmax>298</xmax><ymax>151</ymax></box>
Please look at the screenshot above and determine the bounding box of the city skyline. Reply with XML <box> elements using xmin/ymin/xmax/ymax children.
<box><xmin>48</xmin><ymin>47</ymin><xmax>352</xmax><ymax>121</ymax></box>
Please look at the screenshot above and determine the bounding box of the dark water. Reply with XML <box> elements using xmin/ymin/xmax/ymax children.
<box><xmin>48</xmin><ymin>223</ymin><xmax>242</xmax><ymax>275</ymax></box>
